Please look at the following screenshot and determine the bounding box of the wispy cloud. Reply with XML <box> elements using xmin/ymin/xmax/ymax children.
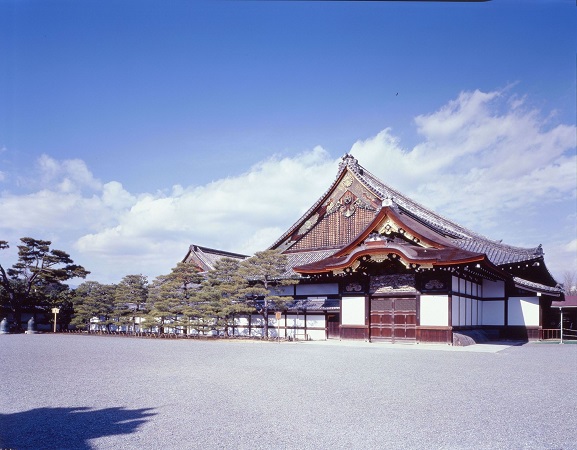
<box><xmin>1</xmin><ymin>89</ymin><xmax>575</xmax><ymax>283</ymax></box>
<box><xmin>352</xmin><ymin>88</ymin><xmax>576</xmax><ymax>229</ymax></box>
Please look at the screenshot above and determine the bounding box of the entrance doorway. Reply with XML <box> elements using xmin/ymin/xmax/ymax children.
<box><xmin>326</xmin><ymin>314</ymin><xmax>340</xmax><ymax>339</ymax></box>
<box><xmin>370</xmin><ymin>297</ymin><xmax>417</xmax><ymax>342</ymax></box>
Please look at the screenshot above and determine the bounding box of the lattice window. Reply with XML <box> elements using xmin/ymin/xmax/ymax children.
<box><xmin>371</xmin><ymin>298</ymin><xmax>393</xmax><ymax>311</ymax></box>
<box><xmin>395</xmin><ymin>298</ymin><xmax>417</xmax><ymax>311</ymax></box>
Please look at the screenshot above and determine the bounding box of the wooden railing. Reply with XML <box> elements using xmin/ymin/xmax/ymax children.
<box><xmin>541</xmin><ymin>328</ymin><xmax>577</xmax><ymax>341</ymax></box>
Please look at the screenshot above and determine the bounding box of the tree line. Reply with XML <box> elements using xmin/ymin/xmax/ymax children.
<box><xmin>0</xmin><ymin>237</ymin><xmax>297</xmax><ymax>336</ymax></box>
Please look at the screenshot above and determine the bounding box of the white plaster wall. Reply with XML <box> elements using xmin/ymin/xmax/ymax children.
<box><xmin>342</xmin><ymin>296</ymin><xmax>366</xmax><ymax>325</ymax></box>
<box><xmin>250</xmin><ymin>328</ymin><xmax>263</xmax><ymax>337</ymax></box>
<box><xmin>465</xmin><ymin>298</ymin><xmax>472</xmax><ymax>326</ymax></box>
<box><xmin>251</xmin><ymin>315</ymin><xmax>264</xmax><ymax>326</ymax></box>
<box><xmin>286</xmin><ymin>314</ymin><xmax>305</xmax><ymax>328</ymax></box>
<box><xmin>268</xmin><ymin>316</ymin><xmax>285</xmax><ymax>327</ymax></box>
<box><xmin>459</xmin><ymin>297</ymin><xmax>466</xmax><ymax>325</ymax></box>
<box><xmin>452</xmin><ymin>296</ymin><xmax>461</xmax><ymax>326</ymax></box>
<box><xmin>482</xmin><ymin>301</ymin><xmax>505</xmax><ymax>325</ymax></box>
<box><xmin>306</xmin><ymin>315</ymin><xmax>326</xmax><ymax>328</ymax></box>
<box><xmin>483</xmin><ymin>279</ymin><xmax>505</xmax><ymax>298</ymax></box>
<box><xmin>307</xmin><ymin>329</ymin><xmax>326</xmax><ymax>340</ymax></box>
<box><xmin>296</xmin><ymin>283</ymin><xmax>339</xmax><ymax>295</ymax></box>
<box><xmin>234</xmin><ymin>316</ymin><xmax>249</xmax><ymax>326</ymax></box>
<box><xmin>452</xmin><ymin>276</ymin><xmax>459</xmax><ymax>293</ymax></box>
<box><xmin>420</xmin><ymin>295</ymin><xmax>449</xmax><ymax>326</ymax></box>
<box><xmin>472</xmin><ymin>299</ymin><xmax>478</xmax><ymax>325</ymax></box>
<box><xmin>508</xmin><ymin>297</ymin><xmax>540</xmax><ymax>326</ymax></box>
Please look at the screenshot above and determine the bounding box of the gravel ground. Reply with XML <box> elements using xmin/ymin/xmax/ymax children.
<box><xmin>1</xmin><ymin>334</ymin><xmax>576</xmax><ymax>450</ymax></box>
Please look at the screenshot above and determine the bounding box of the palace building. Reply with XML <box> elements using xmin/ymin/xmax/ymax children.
<box><xmin>186</xmin><ymin>154</ymin><xmax>564</xmax><ymax>343</ymax></box>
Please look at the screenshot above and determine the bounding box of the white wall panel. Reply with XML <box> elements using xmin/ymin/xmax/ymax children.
<box><xmin>459</xmin><ymin>297</ymin><xmax>466</xmax><ymax>325</ymax></box>
<box><xmin>452</xmin><ymin>296</ymin><xmax>461</xmax><ymax>326</ymax></box>
<box><xmin>482</xmin><ymin>301</ymin><xmax>505</xmax><ymax>325</ymax></box>
<box><xmin>420</xmin><ymin>295</ymin><xmax>449</xmax><ymax>326</ymax></box>
<box><xmin>234</xmin><ymin>316</ymin><xmax>249</xmax><ymax>326</ymax></box>
<box><xmin>286</xmin><ymin>314</ymin><xmax>305</xmax><ymax>328</ymax></box>
<box><xmin>251</xmin><ymin>315</ymin><xmax>264</xmax><ymax>326</ymax></box>
<box><xmin>307</xmin><ymin>329</ymin><xmax>326</xmax><ymax>340</ymax></box>
<box><xmin>452</xmin><ymin>276</ymin><xmax>459</xmax><ymax>293</ymax></box>
<box><xmin>342</xmin><ymin>297</ymin><xmax>366</xmax><ymax>325</ymax></box>
<box><xmin>508</xmin><ymin>297</ymin><xmax>540</xmax><ymax>326</ymax></box>
<box><xmin>483</xmin><ymin>280</ymin><xmax>505</xmax><ymax>298</ymax></box>
<box><xmin>472</xmin><ymin>299</ymin><xmax>478</xmax><ymax>325</ymax></box>
<box><xmin>250</xmin><ymin>328</ymin><xmax>263</xmax><ymax>337</ymax></box>
<box><xmin>306</xmin><ymin>315</ymin><xmax>326</xmax><ymax>328</ymax></box>
<box><xmin>268</xmin><ymin>316</ymin><xmax>285</xmax><ymax>326</ymax></box>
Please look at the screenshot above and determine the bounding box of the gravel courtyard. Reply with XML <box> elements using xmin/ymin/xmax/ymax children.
<box><xmin>1</xmin><ymin>334</ymin><xmax>576</xmax><ymax>450</ymax></box>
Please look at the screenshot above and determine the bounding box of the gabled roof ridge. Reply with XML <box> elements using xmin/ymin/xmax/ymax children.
<box><xmin>356</xmin><ymin>163</ymin><xmax>477</xmax><ymax>240</ymax></box>
<box><xmin>270</xmin><ymin>154</ymin><xmax>543</xmax><ymax>265</ymax></box>
<box><xmin>269</xmin><ymin>156</ymin><xmax>351</xmax><ymax>250</ymax></box>
<box><xmin>190</xmin><ymin>244</ymin><xmax>249</xmax><ymax>259</ymax></box>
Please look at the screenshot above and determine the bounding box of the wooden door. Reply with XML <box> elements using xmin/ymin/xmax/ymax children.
<box><xmin>392</xmin><ymin>298</ymin><xmax>417</xmax><ymax>341</ymax></box>
<box><xmin>370</xmin><ymin>297</ymin><xmax>416</xmax><ymax>342</ymax></box>
<box><xmin>327</xmin><ymin>314</ymin><xmax>340</xmax><ymax>339</ymax></box>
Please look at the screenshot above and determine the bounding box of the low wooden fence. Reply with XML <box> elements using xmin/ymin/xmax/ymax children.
<box><xmin>541</xmin><ymin>328</ymin><xmax>577</xmax><ymax>341</ymax></box>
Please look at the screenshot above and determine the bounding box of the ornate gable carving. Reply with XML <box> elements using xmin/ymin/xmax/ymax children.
<box><xmin>281</xmin><ymin>170</ymin><xmax>380</xmax><ymax>252</ymax></box>
<box><xmin>370</xmin><ymin>215</ymin><xmax>433</xmax><ymax>248</ymax></box>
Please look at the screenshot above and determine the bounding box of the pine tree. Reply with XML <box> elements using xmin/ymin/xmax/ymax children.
<box><xmin>70</xmin><ymin>281</ymin><xmax>116</xmax><ymax>331</ymax></box>
<box><xmin>0</xmin><ymin>238</ymin><xmax>89</xmax><ymax>330</ymax></box>
<box><xmin>114</xmin><ymin>274</ymin><xmax>148</xmax><ymax>332</ymax></box>
<box><xmin>237</xmin><ymin>250</ymin><xmax>298</xmax><ymax>338</ymax></box>
<box><xmin>201</xmin><ymin>257</ymin><xmax>253</xmax><ymax>336</ymax></box>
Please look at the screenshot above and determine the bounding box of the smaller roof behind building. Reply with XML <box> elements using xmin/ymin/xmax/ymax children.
<box><xmin>182</xmin><ymin>245</ymin><xmax>249</xmax><ymax>273</ymax></box>
<box><xmin>551</xmin><ymin>296</ymin><xmax>577</xmax><ymax>308</ymax></box>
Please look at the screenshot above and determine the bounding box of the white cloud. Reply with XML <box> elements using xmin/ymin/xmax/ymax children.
<box><xmin>351</xmin><ymin>88</ymin><xmax>576</xmax><ymax>233</ymax></box>
<box><xmin>36</xmin><ymin>154</ymin><xmax>102</xmax><ymax>193</ymax></box>
<box><xmin>1</xmin><ymin>89</ymin><xmax>575</xmax><ymax>284</ymax></box>
<box><xmin>74</xmin><ymin>146</ymin><xmax>337</xmax><ymax>279</ymax></box>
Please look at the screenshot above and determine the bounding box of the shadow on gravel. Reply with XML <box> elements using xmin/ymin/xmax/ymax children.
<box><xmin>0</xmin><ymin>406</ymin><xmax>156</xmax><ymax>449</ymax></box>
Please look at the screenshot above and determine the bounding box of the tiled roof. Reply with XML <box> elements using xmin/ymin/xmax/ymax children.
<box><xmin>283</xmin><ymin>250</ymin><xmax>338</xmax><ymax>277</ymax></box>
<box><xmin>182</xmin><ymin>245</ymin><xmax>249</xmax><ymax>272</ymax></box>
<box><xmin>513</xmin><ymin>277</ymin><xmax>564</xmax><ymax>296</ymax></box>
<box><xmin>275</xmin><ymin>154</ymin><xmax>545</xmax><ymax>269</ymax></box>
<box><xmin>346</xmin><ymin>155</ymin><xmax>544</xmax><ymax>266</ymax></box>
<box><xmin>287</xmin><ymin>298</ymin><xmax>340</xmax><ymax>311</ymax></box>
<box><xmin>552</xmin><ymin>296</ymin><xmax>577</xmax><ymax>307</ymax></box>
<box><xmin>294</xmin><ymin>240</ymin><xmax>487</xmax><ymax>274</ymax></box>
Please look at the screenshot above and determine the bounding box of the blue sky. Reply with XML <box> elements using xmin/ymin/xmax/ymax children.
<box><xmin>0</xmin><ymin>0</ymin><xmax>575</xmax><ymax>285</ymax></box>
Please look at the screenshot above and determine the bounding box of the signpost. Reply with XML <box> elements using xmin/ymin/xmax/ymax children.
<box><xmin>52</xmin><ymin>308</ymin><xmax>60</xmax><ymax>333</ymax></box>
<box><xmin>275</xmin><ymin>311</ymin><xmax>282</xmax><ymax>342</ymax></box>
